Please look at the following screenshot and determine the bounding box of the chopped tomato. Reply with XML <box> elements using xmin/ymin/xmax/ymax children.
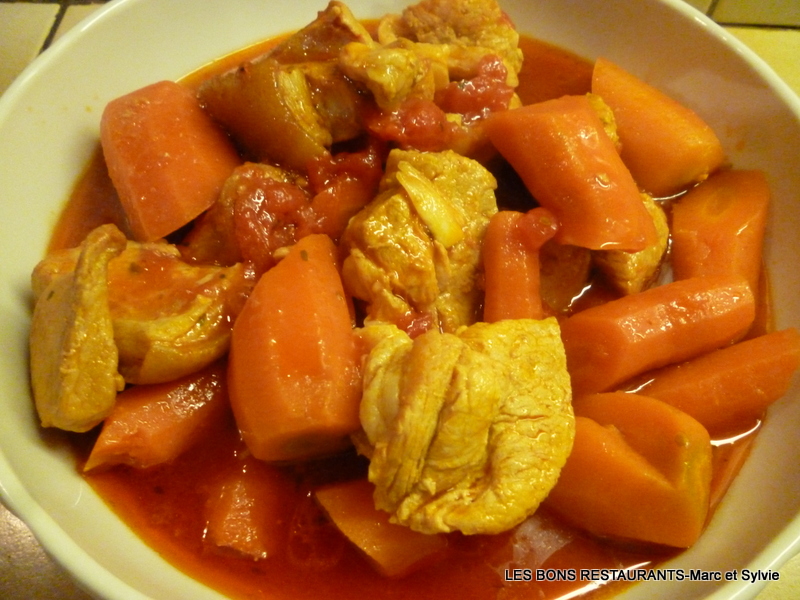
<box><xmin>366</xmin><ymin>98</ymin><xmax>456</xmax><ymax>152</ymax></box>
<box><xmin>233</xmin><ymin>175</ymin><xmax>313</xmax><ymax>275</ymax></box>
<box><xmin>436</xmin><ymin>56</ymin><xmax>515</xmax><ymax>120</ymax></box>
<box><xmin>304</xmin><ymin>140</ymin><xmax>386</xmax><ymax>240</ymax></box>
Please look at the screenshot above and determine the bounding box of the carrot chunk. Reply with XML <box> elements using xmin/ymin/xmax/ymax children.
<box><xmin>315</xmin><ymin>478</ymin><xmax>449</xmax><ymax>578</ymax></box>
<box><xmin>544</xmin><ymin>392</ymin><xmax>712</xmax><ymax>548</ymax></box>
<box><xmin>485</xmin><ymin>94</ymin><xmax>657</xmax><ymax>251</ymax></box>
<box><xmin>84</xmin><ymin>361</ymin><xmax>228</xmax><ymax>471</ymax></box>
<box><xmin>671</xmin><ymin>169</ymin><xmax>770</xmax><ymax>295</ymax></box>
<box><xmin>560</xmin><ymin>275</ymin><xmax>756</xmax><ymax>395</ymax></box>
<box><xmin>637</xmin><ymin>328</ymin><xmax>800</xmax><ymax>434</ymax></box>
<box><xmin>101</xmin><ymin>80</ymin><xmax>240</xmax><ymax>241</ymax></box>
<box><xmin>227</xmin><ymin>234</ymin><xmax>362</xmax><ymax>462</ymax></box>
<box><xmin>591</xmin><ymin>58</ymin><xmax>725</xmax><ymax>197</ymax></box>
<box><xmin>482</xmin><ymin>208</ymin><xmax>558</xmax><ymax>322</ymax></box>
<box><xmin>204</xmin><ymin>457</ymin><xmax>295</xmax><ymax>560</ymax></box>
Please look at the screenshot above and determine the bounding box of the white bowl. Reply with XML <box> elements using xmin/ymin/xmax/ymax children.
<box><xmin>1</xmin><ymin>0</ymin><xmax>798</xmax><ymax>598</ymax></box>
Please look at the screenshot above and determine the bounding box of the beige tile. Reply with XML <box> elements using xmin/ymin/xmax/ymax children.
<box><xmin>713</xmin><ymin>0</ymin><xmax>800</xmax><ymax>27</ymax></box>
<box><xmin>733</xmin><ymin>24</ymin><xmax>800</xmax><ymax>599</ymax></box>
<box><xmin>756</xmin><ymin>553</ymin><xmax>800</xmax><ymax>600</ymax></box>
<box><xmin>0</xmin><ymin>3</ymin><xmax>59</xmax><ymax>96</ymax></box>
<box><xmin>682</xmin><ymin>0</ymin><xmax>714</xmax><ymax>14</ymax></box>
<box><xmin>51</xmin><ymin>5</ymin><xmax>106</xmax><ymax>45</ymax></box>
<box><xmin>724</xmin><ymin>26</ymin><xmax>800</xmax><ymax>96</ymax></box>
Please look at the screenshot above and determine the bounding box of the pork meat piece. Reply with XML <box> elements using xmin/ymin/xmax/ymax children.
<box><xmin>29</xmin><ymin>224</ymin><xmax>126</xmax><ymax>432</ymax></box>
<box><xmin>342</xmin><ymin>148</ymin><xmax>497</xmax><ymax>333</ymax></box>
<box><xmin>357</xmin><ymin>318</ymin><xmax>574</xmax><ymax>535</ymax></box>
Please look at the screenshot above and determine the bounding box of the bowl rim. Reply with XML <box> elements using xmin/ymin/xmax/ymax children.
<box><xmin>1</xmin><ymin>3</ymin><xmax>149</xmax><ymax>598</ymax></box>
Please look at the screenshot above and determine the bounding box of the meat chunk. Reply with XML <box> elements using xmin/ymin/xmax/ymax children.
<box><xmin>587</xmin><ymin>92</ymin><xmax>620</xmax><ymax>150</ymax></box>
<box><xmin>339</xmin><ymin>0</ymin><xmax>521</xmax><ymax>116</ymax></box>
<box><xmin>109</xmin><ymin>248</ymin><xmax>251</xmax><ymax>385</ymax></box>
<box><xmin>199</xmin><ymin>1</ymin><xmax>370</xmax><ymax>170</ymax></box>
<box><xmin>270</xmin><ymin>1</ymin><xmax>373</xmax><ymax>64</ymax></box>
<box><xmin>377</xmin><ymin>0</ymin><xmax>523</xmax><ymax>87</ymax></box>
<box><xmin>357</xmin><ymin>318</ymin><xmax>574</xmax><ymax>535</ymax></box>
<box><xmin>342</xmin><ymin>148</ymin><xmax>497</xmax><ymax>333</ymax></box>
<box><xmin>200</xmin><ymin>58</ymin><xmax>331</xmax><ymax>170</ymax></box>
<box><xmin>539</xmin><ymin>241</ymin><xmax>593</xmax><ymax>314</ymax></box>
<box><xmin>29</xmin><ymin>224</ymin><xmax>126</xmax><ymax>432</ymax></box>
<box><xmin>32</xmin><ymin>234</ymin><xmax>252</xmax><ymax>387</ymax></box>
<box><xmin>593</xmin><ymin>194</ymin><xmax>670</xmax><ymax>295</ymax></box>
<box><xmin>339</xmin><ymin>41</ymin><xmax>449</xmax><ymax>110</ymax></box>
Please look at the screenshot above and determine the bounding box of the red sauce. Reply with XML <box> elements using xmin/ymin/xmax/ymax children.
<box><xmin>48</xmin><ymin>148</ymin><xmax>129</xmax><ymax>252</ymax></box>
<box><xmin>516</xmin><ymin>37</ymin><xmax>594</xmax><ymax>106</ymax></box>
<box><xmin>53</xmin><ymin>31</ymin><xmax>762</xmax><ymax>600</ymax></box>
<box><xmin>84</xmin><ymin>409</ymin><xmax>683</xmax><ymax>600</ymax></box>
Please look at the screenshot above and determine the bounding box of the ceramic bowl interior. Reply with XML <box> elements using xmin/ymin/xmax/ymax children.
<box><xmin>0</xmin><ymin>0</ymin><xmax>798</xmax><ymax>598</ymax></box>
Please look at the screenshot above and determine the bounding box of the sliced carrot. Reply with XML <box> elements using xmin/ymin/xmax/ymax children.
<box><xmin>591</xmin><ymin>57</ymin><xmax>725</xmax><ymax>197</ymax></box>
<box><xmin>227</xmin><ymin>234</ymin><xmax>362</xmax><ymax>462</ymax></box>
<box><xmin>560</xmin><ymin>275</ymin><xmax>756</xmax><ymax>395</ymax></box>
<box><xmin>204</xmin><ymin>457</ymin><xmax>296</xmax><ymax>560</ymax></box>
<box><xmin>485</xmin><ymin>94</ymin><xmax>657</xmax><ymax>251</ymax></box>
<box><xmin>84</xmin><ymin>361</ymin><xmax>229</xmax><ymax>471</ymax></box>
<box><xmin>482</xmin><ymin>208</ymin><xmax>558</xmax><ymax>322</ymax></box>
<box><xmin>671</xmin><ymin>169</ymin><xmax>770</xmax><ymax>295</ymax></box>
<box><xmin>636</xmin><ymin>328</ymin><xmax>800</xmax><ymax>434</ymax></box>
<box><xmin>544</xmin><ymin>392</ymin><xmax>712</xmax><ymax>548</ymax></box>
<box><xmin>315</xmin><ymin>478</ymin><xmax>449</xmax><ymax>578</ymax></box>
<box><xmin>101</xmin><ymin>80</ymin><xmax>240</xmax><ymax>242</ymax></box>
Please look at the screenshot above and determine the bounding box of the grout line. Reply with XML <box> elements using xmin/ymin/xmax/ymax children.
<box><xmin>40</xmin><ymin>3</ymin><xmax>68</xmax><ymax>52</ymax></box>
<box><xmin>715</xmin><ymin>22</ymin><xmax>800</xmax><ymax>31</ymax></box>
<box><xmin>35</xmin><ymin>0</ymin><xmax>109</xmax><ymax>53</ymax></box>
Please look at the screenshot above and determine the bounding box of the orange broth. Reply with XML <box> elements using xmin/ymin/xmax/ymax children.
<box><xmin>52</xmin><ymin>31</ymin><xmax>762</xmax><ymax>600</ymax></box>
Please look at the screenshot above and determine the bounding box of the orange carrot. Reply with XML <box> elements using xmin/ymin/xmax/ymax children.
<box><xmin>101</xmin><ymin>80</ymin><xmax>240</xmax><ymax>242</ymax></box>
<box><xmin>227</xmin><ymin>234</ymin><xmax>362</xmax><ymax>462</ymax></box>
<box><xmin>84</xmin><ymin>361</ymin><xmax>229</xmax><ymax>471</ymax></box>
<box><xmin>591</xmin><ymin>57</ymin><xmax>725</xmax><ymax>197</ymax></box>
<box><xmin>204</xmin><ymin>457</ymin><xmax>296</xmax><ymax>559</ymax></box>
<box><xmin>482</xmin><ymin>208</ymin><xmax>558</xmax><ymax>322</ymax></box>
<box><xmin>485</xmin><ymin>94</ymin><xmax>657</xmax><ymax>251</ymax></box>
<box><xmin>544</xmin><ymin>392</ymin><xmax>712</xmax><ymax>548</ymax></box>
<box><xmin>671</xmin><ymin>169</ymin><xmax>770</xmax><ymax>295</ymax></box>
<box><xmin>315</xmin><ymin>478</ymin><xmax>449</xmax><ymax>578</ymax></box>
<box><xmin>636</xmin><ymin>328</ymin><xmax>800</xmax><ymax>434</ymax></box>
<box><xmin>560</xmin><ymin>275</ymin><xmax>756</xmax><ymax>395</ymax></box>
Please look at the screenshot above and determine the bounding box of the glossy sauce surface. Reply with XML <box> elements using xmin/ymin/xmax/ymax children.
<box><xmin>58</xmin><ymin>33</ymin><xmax>759</xmax><ymax>600</ymax></box>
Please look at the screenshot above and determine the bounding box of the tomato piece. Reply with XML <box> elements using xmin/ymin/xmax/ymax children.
<box><xmin>233</xmin><ymin>175</ymin><xmax>312</xmax><ymax>274</ymax></box>
<box><xmin>436</xmin><ymin>56</ymin><xmax>515</xmax><ymax>120</ymax></box>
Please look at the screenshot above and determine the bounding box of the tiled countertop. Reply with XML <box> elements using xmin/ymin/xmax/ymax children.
<box><xmin>1</xmin><ymin>1</ymin><xmax>799</xmax><ymax>599</ymax></box>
